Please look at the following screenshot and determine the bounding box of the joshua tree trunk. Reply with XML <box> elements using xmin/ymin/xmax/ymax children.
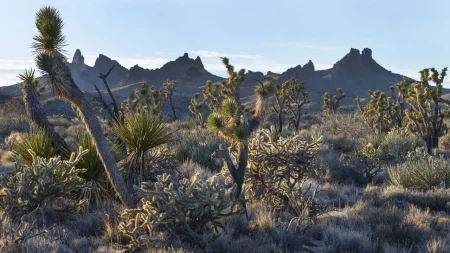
<box><xmin>169</xmin><ymin>97</ymin><xmax>177</xmax><ymax>120</ymax></box>
<box><xmin>57</xmin><ymin>69</ymin><xmax>136</xmax><ymax>208</ymax></box>
<box><xmin>20</xmin><ymin>81</ymin><xmax>70</xmax><ymax>156</ymax></box>
<box><xmin>213</xmin><ymin>143</ymin><xmax>247</xmax><ymax>198</ymax></box>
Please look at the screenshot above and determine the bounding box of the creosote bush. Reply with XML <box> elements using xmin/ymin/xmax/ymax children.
<box><xmin>0</xmin><ymin>148</ymin><xmax>87</xmax><ymax>219</ymax></box>
<box><xmin>118</xmin><ymin>173</ymin><xmax>242</xmax><ymax>250</ymax></box>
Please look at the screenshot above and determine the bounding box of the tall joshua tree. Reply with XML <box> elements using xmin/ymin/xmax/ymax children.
<box><xmin>18</xmin><ymin>69</ymin><xmax>70</xmax><ymax>156</ymax></box>
<box><xmin>32</xmin><ymin>6</ymin><xmax>135</xmax><ymax>208</ymax></box>
<box><xmin>285</xmin><ymin>80</ymin><xmax>310</xmax><ymax>131</ymax></box>
<box><xmin>163</xmin><ymin>80</ymin><xmax>177</xmax><ymax>120</ymax></box>
<box><xmin>208</xmin><ymin>57</ymin><xmax>255</xmax><ymax>197</ymax></box>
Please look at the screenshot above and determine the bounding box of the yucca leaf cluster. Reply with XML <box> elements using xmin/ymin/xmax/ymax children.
<box><xmin>118</xmin><ymin>173</ymin><xmax>242</xmax><ymax>249</ymax></box>
<box><xmin>11</xmin><ymin>128</ymin><xmax>56</xmax><ymax>165</ymax></box>
<box><xmin>113</xmin><ymin>106</ymin><xmax>174</xmax><ymax>185</ymax></box>
<box><xmin>0</xmin><ymin>148</ymin><xmax>87</xmax><ymax>219</ymax></box>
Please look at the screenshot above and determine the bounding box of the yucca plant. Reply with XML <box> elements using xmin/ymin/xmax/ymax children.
<box><xmin>113</xmin><ymin>106</ymin><xmax>174</xmax><ymax>186</ymax></box>
<box><xmin>77</xmin><ymin>134</ymin><xmax>111</xmax><ymax>207</ymax></box>
<box><xmin>11</xmin><ymin>128</ymin><xmax>56</xmax><ymax>165</ymax></box>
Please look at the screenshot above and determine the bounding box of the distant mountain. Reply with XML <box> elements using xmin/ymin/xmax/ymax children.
<box><xmin>0</xmin><ymin>47</ymin><xmax>414</xmax><ymax>104</ymax></box>
<box><xmin>67</xmin><ymin>50</ymin><xmax>223</xmax><ymax>92</ymax></box>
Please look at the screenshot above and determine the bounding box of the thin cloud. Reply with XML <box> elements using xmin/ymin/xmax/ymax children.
<box><xmin>0</xmin><ymin>73</ymin><xmax>21</xmax><ymax>86</ymax></box>
<box><xmin>0</xmin><ymin>60</ymin><xmax>34</xmax><ymax>70</ymax></box>
<box><xmin>267</xmin><ymin>42</ymin><xmax>345</xmax><ymax>51</ymax></box>
<box><xmin>189</xmin><ymin>50</ymin><xmax>262</xmax><ymax>60</ymax></box>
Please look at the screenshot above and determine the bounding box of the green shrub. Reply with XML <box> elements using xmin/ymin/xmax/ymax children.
<box><xmin>388</xmin><ymin>154</ymin><xmax>450</xmax><ymax>189</ymax></box>
<box><xmin>0</xmin><ymin>148</ymin><xmax>86</xmax><ymax>219</ymax></box>
<box><xmin>119</xmin><ymin>173</ymin><xmax>242</xmax><ymax>250</ymax></box>
<box><xmin>11</xmin><ymin>129</ymin><xmax>56</xmax><ymax>165</ymax></box>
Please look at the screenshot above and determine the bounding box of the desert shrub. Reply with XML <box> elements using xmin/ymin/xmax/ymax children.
<box><xmin>0</xmin><ymin>148</ymin><xmax>86</xmax><ymax>219</ymax></box>
<box><xmin>362</xmin><ymin>131</ymin><xmax>422</xmax><ymax>163</ymax></box>
<box><xmin>118</xmin><ymin>173</ymin><xmax>242</xmax><ymax>250</ymax></box>
<box><xmin>326</xmin><ymin>134</ymin><xmax>358</xmax><ymax>153</ymax></box>
<box><xmin>316</xmin><ymin>148</ymin><xmax>369</xmax><ymax>185</ymax></box>
<box><xmin>439</xmin><ymin>131</ymin><xmax>450</xmax><ymax>150</ymax></box>
<box><xmin>172</xmin><ymin>126</ymin><xmax>222</xmax><ymax>172</ymax></box>
<box><xmin>246</xmin><ymin>128</ymin><xmax>324</xmax><ymax>229</ymax></box>
<box><xmin>317</xmin><ymin>113</ymin><xmax>368</xmax><ymax>139</ymax></box>
<box><xmin>11</xmin><ymin>129</ymin><xmax>56</xmax><ymax>165</ymax></box>
<box><xmin>388</xmin><ymin>154</ymin><xmax>450</xmax><ymax>189</ymax></box>
<box><xmin>0</xmin><ymin>111</ymin><xmax>29</xmax><ymax>139</ymax></box>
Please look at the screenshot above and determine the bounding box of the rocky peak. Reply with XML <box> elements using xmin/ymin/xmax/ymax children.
<box><xmin>72</xmin><ymin>49</ymin><xmax>85</xmax><ymax>66</ymax></box>
<box><xmin>194</xmin><ymin>56</ymin><xmax>205</xmax><ymax>69</ymax></box>
<box><xmin>362</xmin><ymin>48</ymin><xmax>372</xmax><ymax>58</ymax></box>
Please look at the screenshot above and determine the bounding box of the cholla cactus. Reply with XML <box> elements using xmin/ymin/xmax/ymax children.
<box><xmin>0</xmin><ymin>148</ymin><xmax>87</xmax><ymax>219</ymax></box>
<box><xmin>118</xmin><ymin>173</ymin><xmax>242</xmax><ymax>249</ymax></box>
<box><xmin>188</xmin><ymin>93</ymin><xmax>205</xmax><ymax>127</ymax></box>
<box><xmin>285</xmin><ymin>80</ymin><xmax>310</xmax><ymax>131</ymax></box>
<box><xmin>322</xmin><ymin>88</ymin><xmax>345</xmax><ymax>115</ymax></box>
<box><xmin>246</xmin><ymin>128</ymin><xmax>323</xmax><ymax>229</ymax></box>
<box><xmin>207</xmin><ymin>58</ymin><xmax>256</xmax><ymax>197</ymax></box>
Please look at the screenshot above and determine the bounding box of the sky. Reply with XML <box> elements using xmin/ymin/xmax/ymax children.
<box><xmin>0</xmin><ymin>0</ymin><xmax>449</xmax><ymax>87</ymax></box>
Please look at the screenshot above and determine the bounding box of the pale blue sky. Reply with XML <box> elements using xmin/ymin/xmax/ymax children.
<box><xmin>0</xmin><ymin>0</ymin><xmax>449</xmax><ymax>86</ymax></box>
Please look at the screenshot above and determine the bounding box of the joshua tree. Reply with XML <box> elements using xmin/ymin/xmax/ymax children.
<box><xmin>254</xmin><ymin>80</ymin><xmax>276</xmax><ymax>127</ymax></box>
<box><xmin>17</xmin><ymin>69</ymin><xmax>70</xmax><ymax>156</ymax></box>
<box><xmin>163</xmin><ymin>80</ymin><xmax>177</xmax><ymax>120</ymax></box>
<box><xmin>355</xmin><ymin>85</ymin><xmax>405</xmax><ymax>134</ymax></box>
<box><xmin>122</xmin><ymin>83</ymin><xmax>165</xmax><ymax>116</ymax></box>
<box><xmin>322</xmin><ymin>88</ymin><xmax>345</xmax><ymax>114</ymax></box>
<box><xmin>285</xmin><ymin>80</ymin><xmax>310</xmax><ymax>131</ymax></box>
<box><xmin>208</xmin><ymin>58</ymin><xmax>255</xmax><ymax>197</ymax></box>
<box><xmin>202</xmin><ymin>80</ymin><xmax>222</xmax><ymax>112</ymax></box>
<box><xmin>31</xmin><ymin>6</ymin><xmax>135</xmax><ymax>208</ymax></box>
<box><xmin>403</xmin><ymin>68</ymin><xmax>448</xmax><ymax>152</ymax></box>
<box><xmin>188</xmin><ymin>93</ymin><xmax>205</xmax><ymax>127</ymax></box>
